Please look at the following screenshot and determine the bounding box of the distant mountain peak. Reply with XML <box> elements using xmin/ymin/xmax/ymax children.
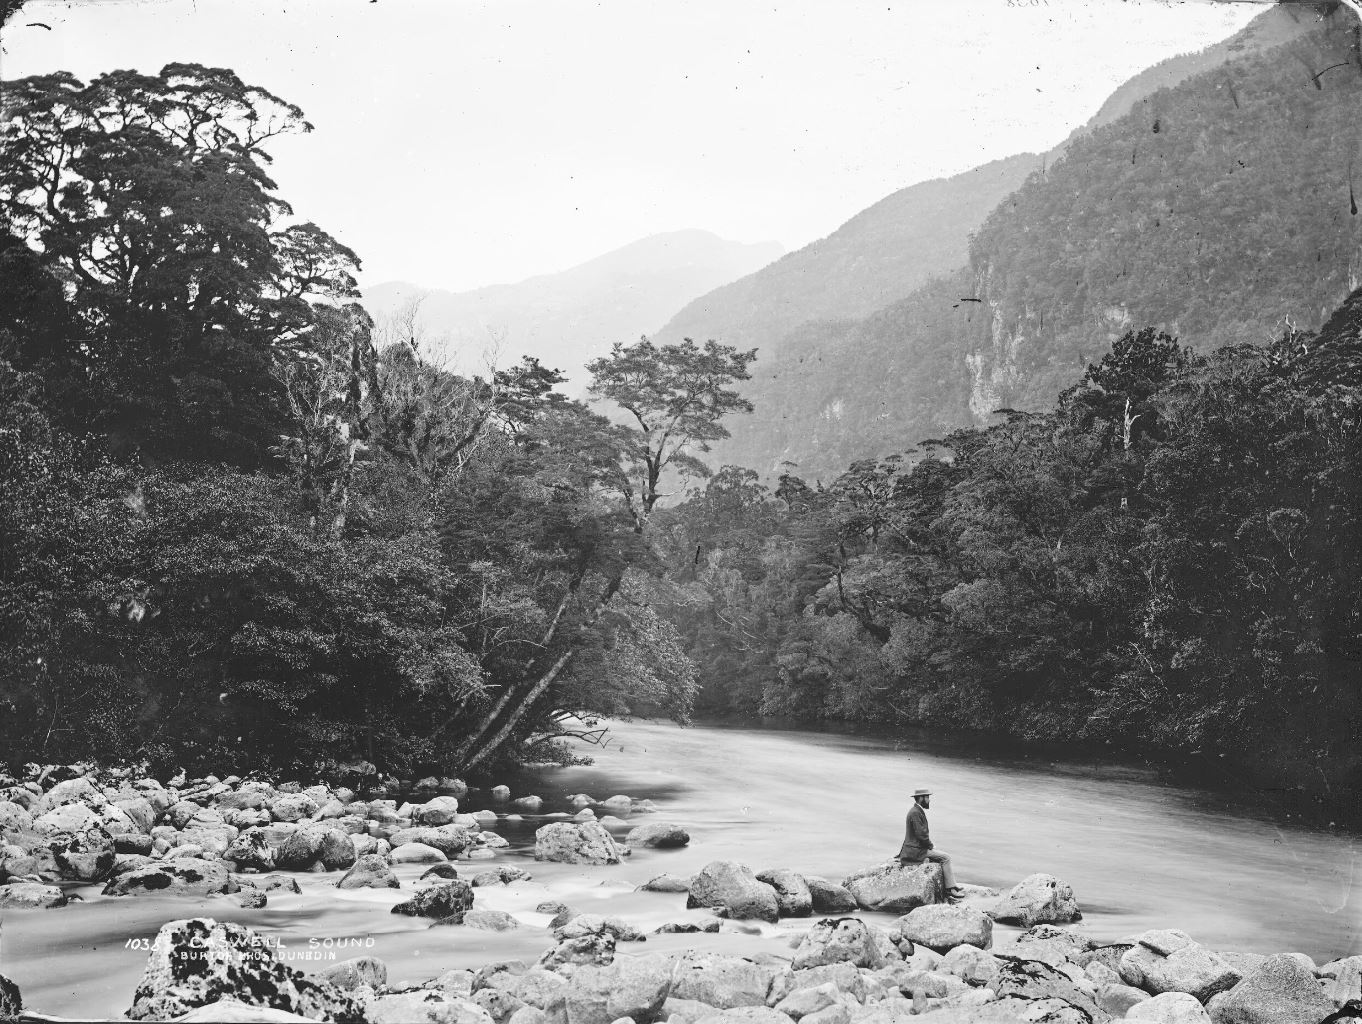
<box><xmin>361</xmin><ymin>232</ymin><xmax>783</xmax><ymax>380</ymax></box>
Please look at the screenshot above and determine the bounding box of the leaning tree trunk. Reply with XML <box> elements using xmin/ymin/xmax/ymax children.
<box><xmin>460</xmin><ymin>649</ymin><xmax>575</xmax><ymax>772</ymax></box>
<box><xmin>450</xmin><ymin>570</ymin><xmax>625</xmax><ymax>771</ymax></box>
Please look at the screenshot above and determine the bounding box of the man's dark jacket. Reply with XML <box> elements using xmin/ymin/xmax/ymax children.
<box><xmin>897</xmin><ymin>802</ymin><xmax>933</xmax><ymax>862</ymax></box>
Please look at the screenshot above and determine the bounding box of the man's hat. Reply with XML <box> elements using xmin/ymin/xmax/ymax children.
<box><xmin>913</xmin><ymin>788</ymin><xmax>932</xmax><ymax>797</ymax></box>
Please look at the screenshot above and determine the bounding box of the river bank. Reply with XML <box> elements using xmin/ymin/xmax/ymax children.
<box><xmin>0</xmin><ymin>718</ymin><xmax>1358</xmax><ymax>1020</ymax></box>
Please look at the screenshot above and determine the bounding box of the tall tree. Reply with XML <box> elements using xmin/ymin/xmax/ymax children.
<box><xmin>586</xmin><ymin>337</ymin><xmax>757</xmax><ymax>530</ymax></box>
<box><xmin>0</xmin><ymin>64</ymin><xmax>358</xmax><ymax>464</ymax></box>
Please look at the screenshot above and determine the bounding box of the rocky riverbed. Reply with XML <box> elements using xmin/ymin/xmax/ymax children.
<box><xmin>0</xmin><ymin>764</ymin><xmax>1358</xmax><ymax>1023</ymax></box>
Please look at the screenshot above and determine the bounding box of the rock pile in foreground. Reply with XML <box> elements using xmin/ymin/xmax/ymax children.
<box><xmin>26</xmin><ymin>910</ymin><xmax>1346</xmax><ymax>1024</ymax></box>
<box><xmin>0</xmin><ymin>764</ymin><xmax>1352</xmax><ymax>1024</ymax></box>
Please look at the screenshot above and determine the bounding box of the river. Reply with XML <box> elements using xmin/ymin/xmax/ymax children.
<box><xmin>4</xmin><ymin>718</ymin><xmax>1359</xmax><ymax>1018</ymax></box>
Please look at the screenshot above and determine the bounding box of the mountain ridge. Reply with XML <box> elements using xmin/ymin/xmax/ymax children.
<box><xmin>686</xmin><ymin>4</ymin><xmax>1349</xmax><ymax>479</ymax></box>
<box><xmin>362</xmin><ymin>229</ymin><xmax>783</xmax><ymax>378</ymax></box>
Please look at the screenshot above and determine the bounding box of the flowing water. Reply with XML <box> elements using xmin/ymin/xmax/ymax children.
<box><xmin>4</xmin><ymin>717</ymin><xmax>1359</xmax><ymax>1019</ymax></box>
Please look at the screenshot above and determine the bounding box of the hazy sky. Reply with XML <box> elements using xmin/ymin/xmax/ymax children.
<box><xmin>2</xmin><ymin>0</ymin><xmax>1262</xmax><ymax>291</ymax></box>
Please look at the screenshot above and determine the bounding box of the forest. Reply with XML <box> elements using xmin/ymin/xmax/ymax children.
<box><xmin>658</xmin><ymin>313</ymin><xmax>1362</xmax><ymax>810</ymax></box>
<box><xmin>0</xmin><ymin>65</ymin><xmax>748</xmax><ymax>778</ymax></box>
<box><xmin>1</xmin><ymin>58</ymin><xmax>1360</xmax><ymax>815</ymax></box>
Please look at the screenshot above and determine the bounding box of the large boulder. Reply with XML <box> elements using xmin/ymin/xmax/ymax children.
<box><xmin>1098</xmin><ymin>983</ymin><xmax>1153</xmax><ymax>1016</ymax></box>
<box><xmin>223</xmin><ymin>807</ymin><xmax>271</xmax><ymax>831</ymax></box>
<box><xmin>792</xmin><ymin>918</ymin><xmax>889</xmax><ymax>970</ymax></box>
<box><xmin>320</xmin><ymin>956</ymin><xmax>389</xmax><ymax>992</ymax></box>
<box><xmin>269</xmin><ymin>793</ymin><xmax>318</xmax><ymax>823</ymax></box>
<box><xmin>484</xmin><ymin>968</ymin><xmax>568</xmax><ymax>1012</ymax></box>
<box><xmin>337</xmin><ymin>853</ymin><xmax>399</xmax><ymax>890</ymax></box>
<box><xmin>0</xmin><ymin>881</ymin><xmax>68</xmax><ymax>908</ymax></box>
<box><xmin>772</xmin><ymin>980</ymin><xmax>842</xmax><ymax>1020</ymax></box>
<box><xmin>391</xmin><ymin>880</ymin><xmax>475</xmax><ymax>922</ymax></box>
<box><xmin>102</xmin><ymin>857</ymin><xmax>239</xmax><ymax>897</ymax></box>
<box><xmin>554</xmin><ymin>914</ymin><xmax>647</xmax><ymax>943</ymax></box>
<box><xmin>0</xmin><ymin>972</ymin><xmax>19</xmax><ymax>1019</ymax></box>
<box><xmin>275</xmin><ymin>823</ymin><xmax>357</xmax><ymax>872</ymax></box>
<box><xmin>1120</xmin><ymin>931</ymin><xmax>1241</xmax><ymax>1003</ymax></box>
<box><xmin>369</xmin><ymin>991</ymin><xmax>493</xmax><ymax>1024</ymax></box>
<box><xmin>986</xmin><ymin>874</ymin><xmax>1080</xmax><ymax>927</ymax></box>
<box><xmin>45</xmin><ymin>825</ymin><xmax>116</xmax><ymax>882</ymax></box>
<box><xmin>769</xmin><ymin>962</ymin><xmax>866</xmax><ymax>1005</ymax></box>
<box><xmin>941</xmin><ymin>945</ymin><xmax>1002</xmax><ymax>988</ymax></box>
<box><xmin>563</xmin><ymin>955</ymin><xmax>674</xmax><ymax>1024</ymax></box>
<box><xmin>217</xmin><ymin>788</ymin><xmax>272</xmax><ymax>811</ymax></box>
<box><xmin>841</xmin><ymin>862</ymin><xmax>944</xmax><ymax>914</ymax></box>
<box><xmin>124</xmin><ymin>917</ymin><xmax>364</xmax><ymax>1021</ymax></box>
<box><xmin>413</xmin><ymin>796</ymin><xmax>462</xmax><ymax>826</ymax></box>
<box><xmin>1010</xmin><ymin>924</ymin><xmax>1093</xmax><ymax>966</ymax></box>
<box><xmin>534</xmin><ymin>821</ymin><xmax>624</xmax><ymax>865</ymax></box>
<box><xmin>97</xmin><ymin>802</ymin><xmax>141</xmax><ymax>836</ymax></box>
<box><xmin>165</xmin><ymin>799</ymin><xmax>204</xmax><ymax>830</ymax></box>
<box><xmin>179</xmin><ymin>825</ymin><xmax>236</xmax><ymax>859</ymax></box>
<box><xmin>669</xmin><ymin>952</ymin><xmax>788</xmax><ymax>1008</ymax></box>
<box><xmin>687</xmin><ymin>861</ymin><xmax>779</xmax><ymax>922</ymax></box>
<box><xmin>756</xmin><ymin>869</ymin><xmax>813</xmax><ymax>917</ymax></box>
<box><xmin>472</xmin><ymin>866</ymin><xmax>532</xmax><ymax>887</ymax></box>
<box><xmin>32</xmin><ymin>801</ymin><xmax>104</xmax><ymax>835</ymax></box>
<box><xmin>1208</xmin><ymin>954</ymin><xmax>1335</xmax><ymax>1024</ymax></box>
<box><xmin>35</xmin><ymin>776</ymin><xmax>102</xmax><ymax>814</ymax></box>
<box><xmin>1130</xmin><ymin>992</ymin><xmax>1213</xmax><ymax>1024</ymax></box>
<box><xmin>537</xmin><ymin>933</ymin><xmax>617</xmax><ymax>969</ymax></box>
<box><xmin>391</xmin><ymin>825</ymin><xmax>475</xmax><ymax>858</ymax></box>
<box><xmin>0</xmin><ymin>800</ymin><xmax>33</xmax><ymax>833</ymax></box>
<box><xmin>896</xmin><ymin>904</ymin><xmax>993</xmax><ymax>952</ymax></box>
<box><xmin>1321</xmin><ymin>956</ymin><xmax>1362</xmax><ymax>1006</ymax></box>
<box><xmin>223</xmin><ymin>829</ymin><xmax>276</xmax><ymax>873</ymax></box>
<box><xmin>626</xmin><ymin>823</ymin><xmax>691</xmax><ymax>849</ymax></box>
<box><xmin>112</xmin><ymin>832</ymin><xmax>154</xmax><ymax>856</ymax></box>
<box><xmin>391</xmin><ymin>842</ymin><xmax>448</xmax><ymax>864</ymax></box>
<box><xmin>803</xmin><ymin>876</ymin><xmax>858</xmax><ymax>914</ymax></box>
<box><xmin>111</xmin><ymin>795</ymin><xmax>157</xmax><ymax>834</ymax></box>
<box><xmin>992</xmin><ymin>956</ymin><xmax>1102</xmax><ymax>1020</ymax></box>
<box><xmin>464</xmin><ymin>909</ymin><xmax>520</xmax><ymax>932</ymax></box>
<box><xmin>640</xmin><ymin>873</ymin><xmax>692</xmax><ymax>893</ymax></box>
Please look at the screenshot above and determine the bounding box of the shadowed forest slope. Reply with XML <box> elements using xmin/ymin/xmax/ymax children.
<box><xmin>707</xmin><ymin>8</ymin><xmax>1360</xmax><ymax>479</ymax></box>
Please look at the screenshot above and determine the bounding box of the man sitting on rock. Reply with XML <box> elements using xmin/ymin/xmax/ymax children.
<box><xmin>897</xmin><ymin>787</ymin><xmax>965</xmax><ymax>904</ymax></box>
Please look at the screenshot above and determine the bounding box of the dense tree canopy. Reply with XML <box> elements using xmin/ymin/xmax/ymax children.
<box><xmin>662</xmin><ymin>310</ymin><xmax>1362</xmax><ymax>809</ymax></box>
<box><xmin>0</xmin><ymin>64</ymin><xmax>704</xmax><ymax>779</ymax></box>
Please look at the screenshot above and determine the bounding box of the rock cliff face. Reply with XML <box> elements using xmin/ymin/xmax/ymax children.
<box><xmin>653</xmin><ymin>153</ymin><xmax>1043</xmax><ymax>355</ymax></box>
<box><xmin>956</xmin><ymin>9</ymin><xmax>1362</xmax><ymax>427</ymax></box>
<box><xmin>685</xmin><ymin>5</ymin><xmax>1355</xmax><ymax>482</ymax></box>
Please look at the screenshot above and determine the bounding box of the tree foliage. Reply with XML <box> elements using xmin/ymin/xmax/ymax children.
<box><xmin>0</xmin><ymin>64</ymin><xmax>701</xmax><ymax>778</ymax></box>
<box><xmin>587</xmin><ymin>337</ymin><xmax>757</xmax><ymax>529</ymax></box>
<box><xmin>666</xmin><ymin>309</ymin><xmax>1362</xmax><ymax>807</ymax></box>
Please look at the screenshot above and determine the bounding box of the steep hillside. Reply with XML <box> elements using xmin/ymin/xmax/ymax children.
<box><xmin>712</xmin><ymin>5</ymin><xmax>1358</xmax><ymax>479</ymax></box>
<box><xmin>654</xmin><ymin>7</ymin><xmax>1315</xmax><ymax>374</ymax></box>
<box><xmin>652</xmin><ymin>153</ymin><xmax>1040</xmax><ymax>355</ymax></box>
<box><xmin>1059</xmin><ymin>2</ymin><xmax>1321</xmax><ymax>150</ymax></box>
<box><xmin>717</xmin><ymin>273</ymin><xmax>980</xmax><ymax>480</ymax></box>
<box><xmin>363</xmin><ymin>231</ymin><xmax>782</xmax><ymax>379</ymax></box>
<box><xmin>967</xmin><ymin>13</ymin><xmax>1362</xmax><ymax>415</ymax></box>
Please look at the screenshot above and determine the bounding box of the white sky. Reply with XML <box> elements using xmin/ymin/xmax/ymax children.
<box><xmin>2</xmin><ymin>0</ymin><xmax>1262</xmax><ymax>291</ymax></box>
